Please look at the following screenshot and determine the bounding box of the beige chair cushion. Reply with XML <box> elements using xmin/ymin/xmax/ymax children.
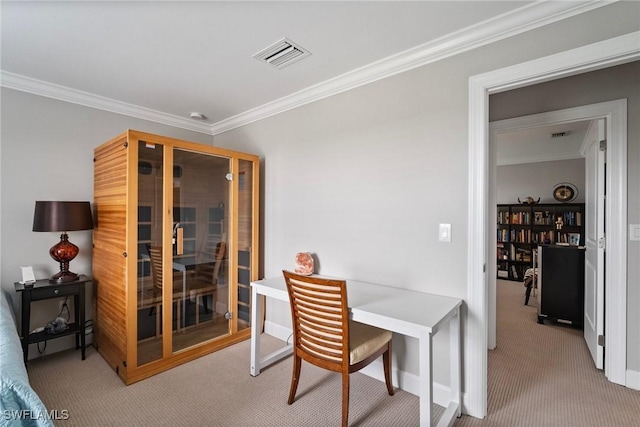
<box><xmin>349</xmin><ymin>320</ymin><xmax>392</xmax><ymax>365</ymax></box>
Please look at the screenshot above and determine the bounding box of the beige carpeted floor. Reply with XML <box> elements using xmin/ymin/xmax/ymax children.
<box><xmin>27</xmin><ymin>280</ymin><xmax>639</xmax><ymax>426</ymax></box>
<box><xmin>27</xmin><ymin>331</ymin><xmax>426</xmax><ymax>426</ymax></box>
<box><xmin>455</xmin><ymin>279</ymin><xmax>640</xmax><ymax>426</ymax></box>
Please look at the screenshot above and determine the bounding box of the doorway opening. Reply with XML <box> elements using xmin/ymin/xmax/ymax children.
<box><xmin>489</xmin><ymin>110</ymin><xmax>603</xmax><ymax>365</ymax></box>
<box><xmin>466</xmin><ymin>33</ymin><xmax>636</xmax><ymax>418</ymax></box>
<box><xmin>486</xmin><ymin>99</ymin><xmax>626</xmax><ymax>382</ymax></box>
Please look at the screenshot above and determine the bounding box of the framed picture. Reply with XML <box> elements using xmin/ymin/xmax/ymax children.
<box><xmin>568</xmin><ymin>233</ymin><xmax>581</xmax><ymax>246</ymax></box>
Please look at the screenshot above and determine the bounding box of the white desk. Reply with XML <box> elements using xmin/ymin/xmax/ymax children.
<box><xmin>250</xmin><ymin>276</ymin><xmax>463</xmax><ymax>427</ymax></box>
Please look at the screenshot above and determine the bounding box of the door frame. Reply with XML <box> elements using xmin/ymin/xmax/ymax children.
<box><xmin>466</xmin><ymin>32</ymin><xmax>638</xmax><ymax>418</ymax></box>
<box><xmin>487</xmin><ymin>100</ymin><xmax>626</xmax><ymax>362</ymax></box>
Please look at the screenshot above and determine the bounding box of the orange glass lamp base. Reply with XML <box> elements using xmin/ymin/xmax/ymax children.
<box><xmin>49</xmin><ymin>233</ymin><xmax>80</xmax><ymax>283</ymax></box>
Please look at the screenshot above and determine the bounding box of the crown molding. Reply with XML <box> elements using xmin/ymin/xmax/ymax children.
<box><xmin>0</xmin><ymin>71</ymin><xmax>214</xmax><ymax>135</ymax></box>
<box><xmin>209</xmin><ymin>0</ymin><xmax>610</xmax><ymax>135</ymax></box>
<box><xmin>0</xmin><ymin>1</ymin><xmax>611</xmax><ymax>136</ymax></box>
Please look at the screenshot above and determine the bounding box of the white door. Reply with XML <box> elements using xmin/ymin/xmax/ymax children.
<box><xmin>584</xmin><ymin>118</ymin><xmax>605</xmax><ymax>369</ymax></box>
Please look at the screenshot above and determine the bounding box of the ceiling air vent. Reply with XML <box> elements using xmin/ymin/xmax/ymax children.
<box><xmin>253</xmin><ymin>38</ymin><xmax>311</xmax><ymax>69</ymax></box>
<box><xmin>550</xmin><ymin>131</ymin><xmax>570</xmax><ymax>139</ymax></box>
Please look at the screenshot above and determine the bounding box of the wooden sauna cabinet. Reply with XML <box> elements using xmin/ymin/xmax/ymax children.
<box><xmin>93</xmin><ymin>130</ymin><xmax>259</xmax><ymax>384</ymax></box>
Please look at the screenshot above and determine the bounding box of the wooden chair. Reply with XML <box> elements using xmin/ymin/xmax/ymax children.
<box><xmin>189</xmin><ymin>241</ymin><xmax>226</xmax><ymax>323</ymax></box>
<box><xmin>194</xmin><ymin>240</ymin><xmax>227</xmax><ymax>286</ymax></box>
<box><xmin>283</xmin><ymin>270</ymin><xmax>394</xmax><ymax>427</ymax></box>
<box><xmin>146</xmin><ymin>245</ymin><xmax>185</xmax><ymax>333</ymax></box>
<box><xmin>148</xmin><ymin>244</ymin><xmax>226</xmax><ymax>327</ymax></box>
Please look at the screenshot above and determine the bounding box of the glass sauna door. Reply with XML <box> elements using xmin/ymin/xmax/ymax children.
<box><xmin>136</xmin><ymin>142</ymin><xmax>231</xmax><ymax>366</ymax></box>
<box><xmin>171</xmin><ymin>148</ymin><xmax>230</xmax><ymax>354</ymax></box>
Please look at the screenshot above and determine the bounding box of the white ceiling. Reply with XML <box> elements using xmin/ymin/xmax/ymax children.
<box><xmin>1</xmin><ymin>1</ymin><xmax>606</xmax><ymax>135</ymax></box>
<box><xmin>496</xmin><ymin>120</ymin><xmax>593</xmax><ymax>165</ymax></box>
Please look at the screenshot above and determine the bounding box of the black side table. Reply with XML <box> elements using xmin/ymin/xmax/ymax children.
<box><xmin>15</xmin><ymin>275</ymin><xmax>92</xmax><ymax>364</ymax></box>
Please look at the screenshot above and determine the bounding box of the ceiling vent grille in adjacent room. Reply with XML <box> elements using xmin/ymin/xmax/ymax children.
<box><xmin>253</xmin><ymin>38</ymin><xmax>311</xmax><ymax>69</ymax></box>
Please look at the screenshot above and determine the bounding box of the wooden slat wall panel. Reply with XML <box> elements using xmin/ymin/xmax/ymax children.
<box><xmin>93</xmin><ymin>134</ymin><xmax>128</xmax><ymax>379</ymax></box>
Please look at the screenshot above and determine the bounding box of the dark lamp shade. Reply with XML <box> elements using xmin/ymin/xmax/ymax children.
<box><xmin>33</xmin><ymin>201</ymin><xmax>94</xmax><ymax>232</ymax></box>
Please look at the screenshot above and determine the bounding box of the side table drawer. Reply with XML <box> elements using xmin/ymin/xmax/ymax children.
<box><xmin>29</xmin><ymin>284</ymin><xmax>79</xmax><ymax>301</ymax></box>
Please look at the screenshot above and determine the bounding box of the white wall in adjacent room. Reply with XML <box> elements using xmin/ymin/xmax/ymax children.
<box><xmin>496</xmin><ymin>159</ymin><xmax>585</xmax><ymax>205</ymax></box>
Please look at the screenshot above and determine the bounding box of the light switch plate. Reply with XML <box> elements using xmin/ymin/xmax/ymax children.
<box><xmin>439</xmin><ymin>223</ymin><xmax>452</xmax><ymax>242</ymax></box>
<box><xmin>630</xmin><ymin>224</ymin><xmax>640</xmax><ymax>241</ymax></box>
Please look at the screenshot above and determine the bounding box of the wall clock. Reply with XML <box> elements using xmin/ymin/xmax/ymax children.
<box><xmin>553</xmin><ymin>183</ymin><xmax>578</xmax><ymax>202</ymax></box>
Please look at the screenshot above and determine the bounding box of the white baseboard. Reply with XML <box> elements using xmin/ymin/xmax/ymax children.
<box><xmin>626</xmin><ymin>369</ymin><xmax>640</xmax><ymax>390</ymax></box>
<box><xmin>264</xmin><ymin>320</ymin><xmax>293</xmax><ymax>344</ymax></box>
<box><xmin>263</xmin><ymin>321</ymin><xmax>452</xmax><ymax>408</ymax></box>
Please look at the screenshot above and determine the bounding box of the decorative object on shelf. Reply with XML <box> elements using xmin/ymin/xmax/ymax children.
<box><xmin>553</xmin><ymin>182</ymin><xmax>578</xmax><ymax>202</ymax></box>
<box><xmin>568</xmin><ymin>233</ymin><xmax>581</xmax><ymax>246</ymax></box>
<box><xmin>518</xmin><ymin>196</ymin><xmax>540</xmax><ymax>205</ymax></box>
<box><xmin>555</xmin><ymin>216</ymin><xmax>564</xmax><ymax>230</ymax></box>
<box><xmin>32</xmin><ymin>201</ymin><xmax>94</xmax><ymax>283</ymax></box>
<box><xmin>294</xmin><ymin>252</ymin><xmax>314</xmax><ymax>275</ymax></box>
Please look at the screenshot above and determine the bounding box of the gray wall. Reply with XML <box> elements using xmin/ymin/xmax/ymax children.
<box><xmin>0</xmin><ymin>88</ymin><xmax>213</xmax><ymax>357</ymax></box>
<box><xmin>497</xmin><ymin>159</ymin><xmax>586</xmax><ymax>205</ymax></box>
<box><xmin>213</xmin><ymin>3</ymin><xmax>640</xmax><ymax>393</ymax></box>
<box><xmin>490</xmin><ymin>60</ymin><xmax>640</xmax><ymax>377</ymax></box>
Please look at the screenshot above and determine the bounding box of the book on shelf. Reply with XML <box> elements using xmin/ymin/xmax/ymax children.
<box><xmin>516</xmin><ymin>247</ymin><xmax>532</xmax><ymax>262</ymax></box>
<box><xmin>533</xmin><ymin>230</ymin><xmax>554</xmax><ymax>244</ymax></box>
<box><xmin>533</xmin><ymin>210</ymin><xmax>553</xmax><ymax>225</ymax></box>
<box><xmin>560</xmin><ymin>210</ymin><xmax>583</xmax><ymax>227</ymax></box>
<box><xmin>497</xmin><ymin>210</ymin><xmax>510</xmax><ymax>224</ymax></box>
<box><xmin>496</xmin><ymin>243</ymin><xmax>509</xmax><ymax>260</ymax></box>
<box><xmin>511</xmin><ymin>211</ymin><xmax>531</xmax><ymax>225</ymax></box>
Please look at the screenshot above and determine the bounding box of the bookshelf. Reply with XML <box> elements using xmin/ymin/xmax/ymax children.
<box><xmin>497</xmin><ymin>203</ymin><xmax>584</xmax><ymax>281</ymax></box>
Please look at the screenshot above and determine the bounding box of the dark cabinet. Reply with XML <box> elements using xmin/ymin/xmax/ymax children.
<box><xmin>537</xmin><ymin>244</ymin><xmax>585</xmax><ymax>326</ymax></box>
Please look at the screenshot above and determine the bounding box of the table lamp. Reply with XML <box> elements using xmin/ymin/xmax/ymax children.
<box><xmin>32</xmin><ymin>201</ymin><xmax>94</xmax><ymax>283</ymax></box>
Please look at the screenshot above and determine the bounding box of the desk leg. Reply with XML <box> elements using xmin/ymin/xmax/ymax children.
<box><xmin>21</xmin><ymin>292</ymin><xmax>31</xmax><ymax>364</ymax></box>
<box><xmin>419</xmin><ymin>331</ymin><xmax>433</xmax><ymax>427</ymax></box>
<box><xmin>450</xmin><ymin>308</ymin><xmax>461</xmax><ymax>418</ymax></box>
<box><xmin>433</xmin><ymin>309</ymin><xmax>462</xmax><ymax>427</ymax></box>
<box><xmin>250</xmin><ymin>285</ymin><xmax>261</xmax><ymax>376</ymax></box>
